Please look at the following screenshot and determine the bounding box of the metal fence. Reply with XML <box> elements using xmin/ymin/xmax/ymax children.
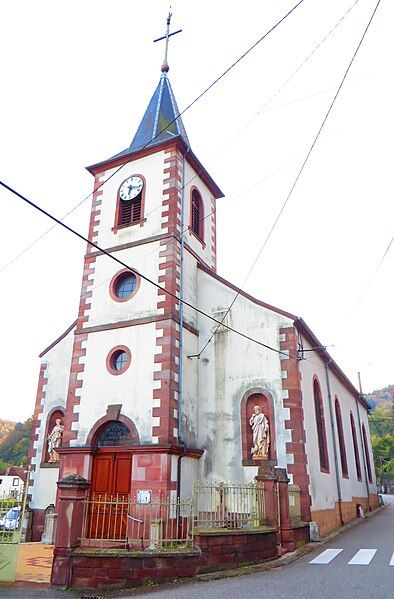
<box><xmin>288</xmin><ymin>484</ymin><xmax>301</xmax><ymax>523</ymax></box>
<box><xmin>193</xmin><ymin>480</ymin><xmax>266</xmax><ymax>530</ymax></box>
<box><xmin>80</xmin><ymin>481</ymin><xmax>267</xmax><ymax>550</ymax></box>
<box><xmin>81</xmin><ymin>493</ymin><xmax>193</xmax><ymax>550</ymax></box>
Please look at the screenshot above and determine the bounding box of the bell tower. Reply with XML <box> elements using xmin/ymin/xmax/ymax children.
<box><xmin>59</xmin><ymin>24</ymin><xmax>223</xmax><ymax>498</ymax></box>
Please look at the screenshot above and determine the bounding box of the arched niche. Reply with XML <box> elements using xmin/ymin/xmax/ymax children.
<box><xmin>42</xmin><ymin>407</ymin><xmax>65</xmax><ymax>465</ymax></box>
<box><xmin>240</xmin><ymin>388</ymin><xmax>277</xmax><ymax>466</ymax></box>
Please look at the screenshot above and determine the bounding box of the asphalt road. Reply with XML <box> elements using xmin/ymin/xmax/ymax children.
<box><xmin>131</xmin><ymin>495</ymin><xmax>394</xmax><ymax>599</ymax></box>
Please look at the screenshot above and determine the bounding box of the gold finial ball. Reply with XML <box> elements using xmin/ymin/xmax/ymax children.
<box><xmin>161</xmin><ymin>63</ymin><xmax>169</xmax><ymax>73</ymax></box>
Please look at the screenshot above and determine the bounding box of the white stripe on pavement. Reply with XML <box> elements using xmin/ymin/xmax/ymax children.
<box><xmin>309</xmin><ymin>549</ymin><xmax>343</xmax><ymax>564</ymax></box>
<box><xmin>348</xmin><ymin>549</ymin><xmax>377</xmax><ymax>565</ymax></box>
<box><xmin>390</xmin><ymin>552</ymin><xmax>394</xmax><ymax>566</ymax></box>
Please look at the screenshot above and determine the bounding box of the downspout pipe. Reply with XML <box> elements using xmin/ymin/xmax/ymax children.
<box><xmin>324</xmin><ymin>360</ymin><xmax>344</xmax><ymax>526</ymax></box>
<box><xmin>176</xmin><ymin>146</ymin><xmax>190</xmax><ymax>499</ymax></box>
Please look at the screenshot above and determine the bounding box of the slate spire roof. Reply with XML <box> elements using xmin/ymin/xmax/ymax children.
<box><xmin>108</xmin><ymin>71</ymin><xmax>190</xmax><ymax>162</ymax></box>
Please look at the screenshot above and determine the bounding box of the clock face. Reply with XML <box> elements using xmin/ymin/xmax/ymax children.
<box><xmin>119</xmin><ymin>176</ymin><xmax>144</xmax><ymax>201</ymax></box>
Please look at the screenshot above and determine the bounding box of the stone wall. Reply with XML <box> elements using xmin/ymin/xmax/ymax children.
<box><xmin>311</xmin><ymin>494</ymin><xmax>380</xmax><ymax>537</ymax></box>
<box><xmin>61</xmin><ymin>529</ymin><xmax>278</xmax><ymax>589</ymax></box>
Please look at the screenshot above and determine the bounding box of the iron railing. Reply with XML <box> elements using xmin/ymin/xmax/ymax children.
<box><xmin>80</xmin><ymin>481</ymin><xmax>268</xmax><ymax>550</ymax></box>
<box><xmin>192</xmin><ymin>480</ymin><xmax>266</xmax><ymax>530</ymax></box>
<box><xmin>288</xmin><ymin>484</ymin><xmax>301</xmax><ymax>523</ymax></box>
<box><xmin>81</xmin><ymin>493</ymin><xmax>193</xmax><ymax>550</ymax></box>
<box><xmin>0</xmin><ymin>491</ymin><xmax>25</xmax><ymax>544</ymax></box>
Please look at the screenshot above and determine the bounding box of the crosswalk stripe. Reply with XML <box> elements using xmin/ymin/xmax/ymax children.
<box><xmin>309</xmin><ymin>548</ymin><xmax>343</xmax><ymax>564</ymax></box>
<box><xmin>390</xmin><ymin>552</ymin><xmax>394</xmax><ymax>566</ymax></box>
<box><xmin>348</xmin><ymin>549</ymin><xmax>377</xmax><ymax>565</ymax></box>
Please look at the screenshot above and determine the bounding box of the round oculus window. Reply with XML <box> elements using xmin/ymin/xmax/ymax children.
<box><xmin>112</xmin><ymin>350</ymin><xmax>128</xmax><ymax>372</ymax></box>
<box><xmin>110</xmin><ymin>270</ymin><xmax>139</xmax><ymax>302</ymax></box>
<box><xmin>106</xmin><ymin>346</ymin><xmax>131</xmax><ymax>375</ymax></box>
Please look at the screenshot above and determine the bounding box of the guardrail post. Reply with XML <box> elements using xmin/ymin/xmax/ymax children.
<box><xmin>51</xmin><ymin>474</ymin><xmax>90</xmax><ymax>586</ymax></box>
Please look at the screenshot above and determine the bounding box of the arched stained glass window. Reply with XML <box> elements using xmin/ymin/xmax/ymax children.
<box><xmin>96</xmin><ymin>422</ymin><xmax>133</xmax><ymax>447</ymax></box>
<box><xmin>362</xmin><ymin>423</ymin><xmax>373</xmax><ymax>483</ymax></box>
<box><xmin>335</xmin><ymin>398</ymin><xmax>348</xmax><ymax>478</ymax></box>
<box><xmin>313</xmin><ymin>378</ymin><xmax>329</xmax><ymax>472</ymax></box>
<box><xmin>350</xmin><ymin>412</ymin><xmax>362</xmax><ymax>481</ymax></box>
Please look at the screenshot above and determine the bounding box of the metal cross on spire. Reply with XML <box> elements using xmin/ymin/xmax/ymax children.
<box><xmin>153</xmin><ymin>11</ymin><xmax>182</xmax><ymax>73</ymax></box>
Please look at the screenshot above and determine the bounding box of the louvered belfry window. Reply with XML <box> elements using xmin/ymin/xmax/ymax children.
<box><xmin>119</xmin><ymin>194</ymin><xmax>142</xmax><ymax>226</ymax></box>
<box><xmin>191</xmin><ymin>189</ymin><xmax>203</xmax><ymax>240</ymax></box>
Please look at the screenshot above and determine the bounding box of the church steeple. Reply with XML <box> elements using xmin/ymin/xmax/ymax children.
<box><xmin>128</xmin><ymin>71</ymin><xmax>190</xmax><ymax>154</ymax></box>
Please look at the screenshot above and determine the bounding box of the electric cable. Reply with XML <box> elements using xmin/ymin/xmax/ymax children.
<box><xmin>0</xmin><ymin>0</ymin><xmax>304</xmax><ymax>275</ymax></box>
<box><xmin>0</xmin><ymin>178</ymin><xmax>300</xmax><ymax>361</ymax></box>
<box><xmin>194</xmin><ymin>0</ymin><xmax>382</xmax><ymax>359</ymax></box>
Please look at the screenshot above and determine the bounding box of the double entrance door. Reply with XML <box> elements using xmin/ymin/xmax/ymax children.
<box><xmin>88</xmin><ymin>450</ymin><xmax>132</xmax><ymax>542</ymax></box>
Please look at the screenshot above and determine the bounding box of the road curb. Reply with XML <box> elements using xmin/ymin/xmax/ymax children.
<box><xmin>195</xmin><ymin>504</ymin><xmax>385</xmax><ymax>582</ymax></box>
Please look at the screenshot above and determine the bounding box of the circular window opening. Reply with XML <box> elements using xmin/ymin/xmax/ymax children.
<box><xmin>110</xmin><ymin>270</ymin><xmax>139</xmax><ymax>302</ymax></box>
<box><xmin>106</xmin><ymin>346</ymin><xmax>131</xmax><ymax>375</ymax></box>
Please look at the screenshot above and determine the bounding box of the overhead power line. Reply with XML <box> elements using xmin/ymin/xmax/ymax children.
<box><xmin>194</xmin><ymin>0</ymin><xmax>382</xmax><ymax>360</ymax></box>
<box><xmin>0</xmin><ymin>0</ymin><xmax>304</xmax><ymax>275</ymax></box>
<box><xmin>0</xmin><ymin>179</ymin><xmax>300</xmax><ymax>361</ymax></box>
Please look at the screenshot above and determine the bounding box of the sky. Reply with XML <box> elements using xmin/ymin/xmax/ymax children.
<box><xmin>0</xmin><ymin>0</ymin><xmax>393</xmax><ymax>422</ymax></box>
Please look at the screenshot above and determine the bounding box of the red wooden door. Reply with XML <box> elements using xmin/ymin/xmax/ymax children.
<box><xmin>89</xmin><ymin>451</ymin><xmax>132</xmax><ymax>542</ymax></box>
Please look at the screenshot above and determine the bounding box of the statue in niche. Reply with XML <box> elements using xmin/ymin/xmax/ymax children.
<box><xmin>47</xmin><ymin>418</ymin><xmax>64</xmax><ymax>463</ymax></box>
<box><xmin>250</xmin><ymin>405</ymin><xmax>270</xmax><ymax>460</ymax></box>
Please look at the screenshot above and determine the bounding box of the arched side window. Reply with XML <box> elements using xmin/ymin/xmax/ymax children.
<box><xmin>362</xmin><ymin>423</ymin><xmax>373</xmax><ymax>483</ymax></box>
<box><xmin>114</xmin><ymin>175</ymin><xmax>145</xmax><ymax>231</ymax></box>
<box><xmin>335</xmin><ymin>398</ymin><xmax>348</xmax><ymax>478</ymax></box>
<box><xmin>313</xmin><ymin>378</ymin><xmax>330</xmax><ymax>472</ymax></box>
<box><xmin>190</xmin><ymin>188</ymin><xmax>204</xmax><ymax>242</ymax></box>
<box><xmin>43</xmin><ymin>408</ymin><xmax>65</xmax><ymax>464</ymax></box>
<box><xmin>350</xmin><ymin>412</ymin><xmax>362</xmax><ymax>481</ymax></box>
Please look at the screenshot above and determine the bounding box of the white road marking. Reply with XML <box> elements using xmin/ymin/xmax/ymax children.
<box><xmin>309</xmin><ymin>548</ymin><xmax>343</xmax><ymax>564</ymax></box>
<box><xmin>348</xmin><ymin>549</ymin><xmax>377</xmax><ymax>565</ymax></box>
<box><xmin>390</xmin><ymin>552</ymin><xmax>394</xmax><ymax>566</ymax></box>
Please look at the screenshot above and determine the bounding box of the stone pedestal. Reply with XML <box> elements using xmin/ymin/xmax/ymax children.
<box><xmin>51</xmin><ymin>474</ymin><xmax>90</xmax><ymax>587</ymax></box>
<box><xmin>255</xmin><ymin>465</ymin><xmax>295</xmax><ymax>554</ymax></box>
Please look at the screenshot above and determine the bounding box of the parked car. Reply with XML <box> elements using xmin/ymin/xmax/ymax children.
<box><xmin>0</xmin><ymin>506</ymin><xmax>21</xmax><ymax>531</ymax></box>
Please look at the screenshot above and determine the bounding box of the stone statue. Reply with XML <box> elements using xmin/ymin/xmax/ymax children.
<box><xmin>250</xmin><ymin>405</ymin><xmax>270</xmax><ymax>460</ymax></box>
<box><xmin>48</xmin><ymin>419</ymin><xmax>64</xmax><ymax>463</ymax></box>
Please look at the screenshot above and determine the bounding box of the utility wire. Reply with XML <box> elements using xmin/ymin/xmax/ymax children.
<box><xmin>0</xmin><ymin>179</ymin><xmax>300</xmax><ymax>361</ymax></box>
<box><xmin>347</xmin><ymin>235</ymin><xmax>394</xmax><ymax>318</ymax></box>
<box><xmin>0</xmin><ymin>0</ymin><xmax>304</xmax><ymax>275</ymax></box>
<box><xmin>194</xmin><ymin>0</ymin><xmax>382</xmax><ymax>360</ymax></box>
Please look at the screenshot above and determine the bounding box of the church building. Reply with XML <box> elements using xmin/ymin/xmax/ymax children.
<box><xmin>28</xmin><ymin>46</ymin><xmax>378</xmax><ymax>553</ymax></box>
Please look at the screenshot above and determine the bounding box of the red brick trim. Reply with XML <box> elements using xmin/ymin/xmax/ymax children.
<box><xmin>199</xmin><ymin>263</ymin><xmax>297</xmax><ymax>320</ymax></box>
<box><xmin>86</xmin><ymin>232</ymin><xmax>172</xmax><ymax>258</ymax></box>
<box><xmin>39</xmin><ymin>320</ymin><xmax>77</xmax><ymax>358</ymax></box>
<box><xmin>76</xmin><ymin>314</ymin><xmax>198</xmax><ymax>337</ymax></box>
<box><xmin>28</xmin><ymin>362</ymin><xmax>48</xmax><ymax>486</ymax></box>
<box><xmin>210</xmin><ymin>196</ymin><xmax>217</xmax><ymax>271</ymax></box>
<box><xmin>112</xmin><ymin>173</ymin><xmax>146</xmax><ymax>233</ymax></box>
<box><xmin>63</xmin><ymin>174</ymin><xmax>103</xmax><ymax>446</ymax></box>
<box><xmin>109</xmin><ymin>268</ymin><xmax>141</xmax><ymax>302</ymax></box>
<box><xmin>279</xmin><ymin>326</ymin><xmax>311</xmax><ymax>522</ymax></box>
<box><xmin>106</xmin><ymin>345</ymin><xmax>132</xmax><ymax>376</ymax></box>
<box><xmin>240</xmin><ymin>388</ymin><xmax>277</xmax><ymax>465</ymax></box>
<box><xmin>151</xmin><ymin>146</ymin><xmax>183</xmax><ymax>445</ymax></box>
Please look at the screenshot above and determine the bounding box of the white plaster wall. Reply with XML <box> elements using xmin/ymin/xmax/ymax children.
<box><xmin>94</xmin><ymin>150</ymin><xmax>167</xmax><ymax>249</ymax></box>
<box><xmin>180</xmin><ymin>457</ymin><xmax>199</xmax><ymax>499</ymax></box>
<box><xmin>87</xmin><ymin>244</ymin><xmax>161</xmax><ymax>328</ymax></box>
<box><xmin>180</xmin><ymin>328</ymin><xmax>199</xmax><ymax>447</ymax></box>
<box><xmin>192</xmin><ymin>268</ymin><xmax>293</xmax><ymax>482</ymax></box>
<box><xmin>30</xmin><ymin>325</ymin><xmax>74</xmax><ymax>509</ymax></box>
<box><xmin>299</xmin><ymin>337</ymin><xmax>374</xmax><ymax>511</ymax></box>
<box><xmin>183</xmin><ymin>161</ymin><xmax>215</xmax><ymax>268</ymax></box>
<box><xmin>74</xmin><ymin>323</ymin><xmax>157</xmax><ymax>446</ymax></box>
